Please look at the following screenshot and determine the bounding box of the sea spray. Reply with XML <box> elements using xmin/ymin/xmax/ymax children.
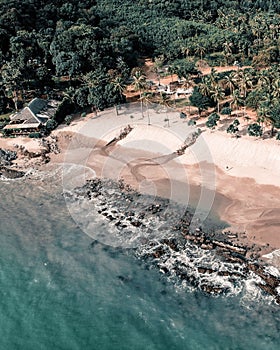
<box><xmin>66</xmin><ymin>177</ymin><xmax>280</xmax><ymax>304</ymax></box>
<box><xmin>1</xmin><ymin>178</ymin><xmax>280</xmax><ymax>349</ymax></box>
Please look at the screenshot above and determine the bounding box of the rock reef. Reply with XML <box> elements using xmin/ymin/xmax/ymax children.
<box><xmin>68</xmin><ymin>177</ymin><xmax>280</xmax><ymax>304</ymax></box>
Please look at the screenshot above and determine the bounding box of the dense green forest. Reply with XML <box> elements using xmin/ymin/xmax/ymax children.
<box><xmin>0</xmin><ymin>0</ymin><xmax>280</xmax><ymax>136</ymax></box>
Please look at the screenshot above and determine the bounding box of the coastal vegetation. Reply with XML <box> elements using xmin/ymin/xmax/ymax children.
<box><xmin>0</xmin><ymin>0</ymin><xmax>280</xmax><ymax>137</ymax></box>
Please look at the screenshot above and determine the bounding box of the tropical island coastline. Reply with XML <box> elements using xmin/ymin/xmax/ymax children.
<box><xmin>1</xmin><ymin>101</ymin><xmax>280</xmax><ymax>303</ymax></box>
<box><xmin>0</xmin><ymin>0</ymin><xmax>280</xmax><ymax>306</ymax></box>
<box><xmin>2</xmin><ymin>2</ymin><xmax>280</xmax><ymax>349</ymax></box>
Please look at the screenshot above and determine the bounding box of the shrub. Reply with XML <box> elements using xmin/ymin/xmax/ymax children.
<box><xmin>65</xmin><ymin>115</ymin><xmax>72</xmax><ymax>125</ymax></box>
<box><xmin>29</xmin><ymin>132</ymin><xmax>42</xmax><ymax>138</ymax></box>
<box><xmin>248</xmin><ymin>123</ymin><xmax>262</xmax><ymax>137</ymax></box>
<box><xmin>45</xmin><ymin>119</ymin><xmax>58</xmax><ymax>131</ymax></box>
<box><xmin>221</xmin><ymin>107</ymin><xmax>232</xmax><ymax>116</ymax></box>
<box><xmin>1</xmin><ymin>129</ymin><xmax>12</xmax><ymax>137</ymax></box>
<box><xmin>206</xmin><ymin>113</ymin><xmax>220</xmax><ymax>129</ymax></box>
<box><xmin>188</xmin><ymin>119</ymin><xmax>196</xmax><ymax>126</ymax></box>
<box><xmin>227</xmin><ymin>124</ymin><xmax>238</xmax><ymax>134</ymax></box>
<box><xmin>233</xmin><ymin>119</ymin><xmax>240</xmax><ymax>126</ymax></box>
<box><xmin>0</xmin><ymin>121</ymin><xmax>8</xmax><ymax>130</ymax></box>
<box><xmin>0</xmin><ymin>116</ymin><xmax>10</xmax><ymax>130</ymax></box>
<box><xmin>53</xmin><ymin>98</ymin><xmax>75</xmax><ymax>124</ymax></box>
<box><xmin>180</xmin><ymin>112</ymin><xmax>186</xmax><ymax>119</ymax></box>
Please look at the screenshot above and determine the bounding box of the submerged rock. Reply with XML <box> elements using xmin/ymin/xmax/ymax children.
<box><xmin>0</xmin><ymin>166</ymin><xmax>25</xmax><ymax>179</ymax></box>
<box><xmin>0</xmin><ymin>149</ymin><xmax>17</xmax><ymax>166</ymax></box>
<box><xmin>68</xmin><ymin>177</ymin><xmax>280</xmax><ymax>305</ymax></box>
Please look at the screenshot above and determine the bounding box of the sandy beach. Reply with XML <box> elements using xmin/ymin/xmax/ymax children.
<box><xmin>1</xmin><ymin>102</ymin><xmax>280</xmax><ymax>256</ymax></box>
<box><xmin>50</xmin><ymin>103</ymin><xmax>280</xmax><ymax>251</ymax></box>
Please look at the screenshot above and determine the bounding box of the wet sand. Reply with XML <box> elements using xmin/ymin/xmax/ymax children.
<box><xmin>2</xmin><ymin>104</ymin><xmax>280</xmax><ymax>255</ymax></box>
<box><xmin>50</xmin><ymin>130</ymin><xmax>280</xmax><ymax>254</ymax></box>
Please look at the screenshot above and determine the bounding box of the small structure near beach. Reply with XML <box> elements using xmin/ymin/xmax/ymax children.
<box><xmin>3</xmin><ymin>98</ymin><xmax>60</xmax><ymax>136</ymax></box>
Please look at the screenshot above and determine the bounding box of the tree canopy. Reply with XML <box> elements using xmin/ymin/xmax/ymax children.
<box><xmin>0</xmin><ymin>0</ymin><xmax>280</xmax><ymax>115</ymax></box>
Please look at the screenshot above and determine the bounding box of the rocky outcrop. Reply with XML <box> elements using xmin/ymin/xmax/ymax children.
<box><xmin>40</xmin><ymin>136</ymin><xmax>60</xmax><ymax>155</ymax></box>
<box><xmin>175</xmin><ymin>130</ymin><xmax>201</xmax><ymax>155</ymax></box>
<box><xmin>0</xmin><ymin>148</ymin><xmax>17</xmax><ymax>166</ymax></box>
<box><xmin>0</xmin><ymin>166</ymin><xmax>25</xmax><ymax>179</ymax></box>
<box><xmin>105</xmin><ymin>125</ymin><xmax>133</xmax><ymax>146</ymax></box>
<box><xmin>69</xmin><ymin>178</ymin><xmax>280</xmax><ymax>305</ymax></box>
<box><xmin>0</xmin><ymin>149</ymin><xmax>25</xmax><ymax>178</ymax></box>
<box><xmin>0</xmin><ymin>135</ymin><xmax>60</xmax><ymax>178</ymax></box>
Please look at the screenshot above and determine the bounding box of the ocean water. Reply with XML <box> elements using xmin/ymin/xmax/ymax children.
<box><xmin>0</xmin><ymin>176</ymin><xmax>279</xmax><ymax>350</ymax></box>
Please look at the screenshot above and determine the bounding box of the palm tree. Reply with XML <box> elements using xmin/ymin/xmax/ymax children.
<box><xmin>194</xmin><ymin>43</ymin><xmax>206</xmax><ymax>60</ymax></box>
<box><xmin>210</xmin><ymin>85</ymin><xmax>225</xmax><ymax>113</ymax></box>
<box><xmin>168</xmin><ymin>64</ymin><xmax>177</xmax><ymax>84</ymax></box>
<box><xmin>257</xmin><ymin>70</ymin><xmax>271</xmax><ymax>90</ymax></box>
<box><xmin>139</xmin><ymin>92</ymin><xmax>154</xmax><ymax>125</ymax></box>
<box><xmin>271</xmin><ymin>78</ymin><xmax>280</xmax><ymax>99</ymax></box>
<box><xmin>199</xmin><ymin>69</ymin><xmax>219</xmax><ymax>100</ymax></box>
<box><xmin>208</xmin><ymin>68</ymin><xmax>219</xmax><ymax>86</ymax></box>
<box><xmin>223</xmin><ymin>74</ymin><xmax>237</xmax><ymax>95</ymax></box>
<box><xmin>198</xmin><ymin>76</ymin><xmax>212</xmax><ymax>97</ymax></box>
<box><xmin>1</xmin><ymin>62</ymin><xmax>23</xmax><ymax>111</ymax></box>
<box><xmin>231</xmin><ymin>89</ymin><xmax>242</xmax><ymax>111</ymax></box>
<box><xmin>261</xmin><ymin>91</ymin><xmax>273</xmax><ymax>106</ymax></box>
<box><xmin>110</xmin><ymin>75</ymin><xmax>126</xmax><ymax>116</ymax></box>
<box><xmin>232</xmin><ymin>70</ymin><xmax>253</xmax><ymax>98</ymax></box>
<box><xmin>240</xmin><ymin>71</ymin><xmax>253</xmax><ymax>98</ymax></box>
<box><xmin>223</xmin><ymin>41</ymin><xmax>233</xmax><ymax>65</ymax></box>
<box><xmin>257</xmin><ymin>102</ymin><xmax>270</xmax><ymax>133</ymax></box>
<box><xmin>157</xmin><ymin>92</ymin><xmax>171</xmax><ymax>127</ymax></box>
<box><xmin>131</xmin><ymin>68</ymin><xmax>147</xmax><ymax>118</ymax></box>
<box><xmin>181</xmin><ymin>46</ymin><xmax>190</xmax><ymax>58</ymax></box>
<box><xmin>181</xmin><ymin>74</ymin><xmax>193</xmax><ymax>89</ymax></box>
<box><xmin>153</xmin><ymin>56</ymin><xmax>164</xmax><ymax>85</ymax></box>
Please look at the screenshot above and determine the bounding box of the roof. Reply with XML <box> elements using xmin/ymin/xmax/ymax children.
<box><xmin>3</xmin><ymin>123</ymin><xmax>41</xmax><ymax>130</ymax></box>
<box><xmin>29</xmin><ymin>98</ymin><xmax>48</xmax><ymax>115</ymax></box>
<box><xmin>10</xmin><ymin>108</ymin><xmax>37</xmax><ymax>123</ymax></box>
<box><xmin>8</xmin><ymin>98</ymin><xmax>59</xmax><ymax>129</ymax></box>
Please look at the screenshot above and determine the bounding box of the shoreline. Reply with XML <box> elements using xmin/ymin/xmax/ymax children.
<box><xmin>1</xmin><ymin>103</ymin><xmax>280</xmax><ymax>258</ymax></box>
<box><xmin>55</xmin><ymin>104</ymin><xmax>280</xmax><ymax>251</ymax></box>
<box><xmin>66</xmin><ymin>177</ymin><xmax>280</xmax><ymax>303</ymax></box>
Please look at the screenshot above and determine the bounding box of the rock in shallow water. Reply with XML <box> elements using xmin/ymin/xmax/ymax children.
<box><xmin>0</xmin><ymin>166</ymin><xmax>25</xmax><ymax>179</ymax></box>
<box><xmin>67</xmin><ymin>178</ymin><xmax>280</xmax><ymax>304</ymax></box>
<box><xmin>0</xmin><ymin>148</ymin><xmax>17</xmax><ymax>166</ymax></box>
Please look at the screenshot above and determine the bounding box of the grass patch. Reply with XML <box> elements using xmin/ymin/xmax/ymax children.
<box><xmin>0</xmin><ymin>112</ymin><xmax>12</xmax><ymax>120</ymax></box>
<box><xmin>174</xmin><ymin>98</ymin><xmax>190</xmax><ymax>108</ymax></box>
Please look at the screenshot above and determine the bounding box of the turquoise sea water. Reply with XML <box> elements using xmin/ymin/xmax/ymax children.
<box><xmin>0</xmin><ymin>178</ymin><xmax>279</xmax><ymax>350</ymax></box>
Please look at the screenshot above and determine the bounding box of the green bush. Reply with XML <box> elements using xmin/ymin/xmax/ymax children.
<box><xmin>53</xmin><ymin>98</ymin><xmax>75</xmax><ymax>124</ymax></box>
<box><xmin>188</xmin><ymin>119</ymin><xmax>196</xmax><ymax>126</ymax></box>
<box><xmin>227</xmin><ymin>124</ymin><xmax>238</xmax><ymax>134</ymax></box>
<box><xmin>0</xmin><ymin>116</ymin><xmax>10</xmax><ymax>130</ymax></box>
<box><xmin>180</xmin><ymin>112</ymin><xmax>186</xmax><ymax>119</ymax></box>
<box><xmin>233</xmin><ymin>119</ymin><xmax>240</xmax><ymax>126</ymax></box>
<box><xmin>45</xmin><ymin>119</ymin><xmax>58</xmax><ymax>131</ymax></box>
<box><xmin>1</xmin><ymin>129</ymin><xmax>12</xmax><ymax>137</ymax></box>
<box><xmin>221</xmin><ymin>107</ymin><xmax>232</xmax><ymax>116</ymax></box>
<box><xmin>0</xmin><ymin>122</ymin><xmax>7</xmax><ymax>130</ymax></box>
<box><xmin>29</xmin><ymin>132</ymin><xmax>42</xmax><ymax>138</ymax></box>
<box><xmin>248</xmin><ymin>123</ymin><xmax>262</xmax><ymax>137</ymax></box>
<box><xmin>65</xmin><ymin>115</ymin><xmax>73</xmax><ymax>125</ymax></box>
<box><xmin>206</xmin><ymin>113</ymin><xmax>220</xmax><ymax>129</ymax></box>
